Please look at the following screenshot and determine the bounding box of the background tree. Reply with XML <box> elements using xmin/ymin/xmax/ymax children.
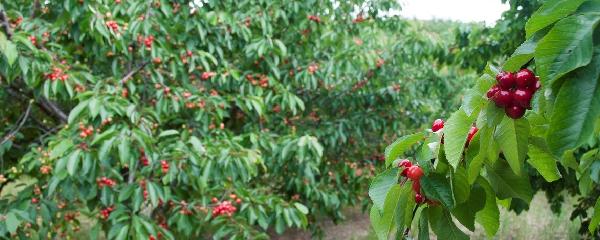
<box><xmin>0</xmin><ymin>0</ymin><xmax>475</xmax><ymax>238</ymax></box>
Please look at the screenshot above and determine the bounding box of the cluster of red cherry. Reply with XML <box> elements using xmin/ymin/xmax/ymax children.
<box><xmin>307</xmin><ymin>15</ymin><xmax>322</xmax><ymax>23</ymax></box>
<box><xmin>487</xmin><ymin>69</ymin><xmax>540</xmax><ymax>119</ymax></box>
<box><xmin>45</xmin><ymin>67</ymin><xmax>69</xmax><ymax>81</ymax></box>
<box><xmin>96</xmin><ymin>177</ymin><xmax>117</xmax><ymax>188</ymax></box>
<box><xmin>160</xmin><ymin>160</ymin><xmax>169</xmax><ymax>174</ymax></box>
<box><xmin>139</xmin><ymin>35</ymin><xmax>154</xmax><ymax>50</ymax></box>
<box><xmin>78</xmin><ymin>123</ymin><xmax>94</xmax><ymax>138</ymax></box>
<box><xmin>100</xmin><ymin>206</ymin><xmax>114</xmax><ymax>220</ymax></box>
<box><xmin>398</xmin><ymin>160</ymin><xmax>427</xmax><ymax>203</ymax></box>
<box><xmin>105</xmin><ymin>21</ymin><xmax>119</xmax><ymax>32</ymax></box>
<box><xmin>139</xmin><ymin>149</ymin><xmax>150</xmax><ymax>166</ymax></box>
<box><xmin>245</xmin><ymin>74</ymin><xmax>269</xmax><ymax>88</ymax></box>
<box><xmin>201</xmin><ymin>71</ymin><xmax>217</xmax><ymax>80</ymax></box>
<box><xmin>212</xmin><ymin>201</ymin><xmax>237</xmax><ymax>218</ymax></box>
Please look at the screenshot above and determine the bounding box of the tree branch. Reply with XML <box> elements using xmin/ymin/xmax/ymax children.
<box><xmin>30</xmin><ymin>0</ymin><xmax>41</xmax><ymax>18</ymax></box>
<box><xmin>1</xmin><ymin>101</ymin><xmax>33</xmax><ymax>145</ymax></box>
<box><xmin>0</xmin><ymin>10</ymin><xmax>12</xmax><ymax>39</ymax></box>
<box><xmin>6</xmin><ymin>86</ymin><xmax>68</xmax><ymax>124</ymax></box>
<box><xmin>121</xmin><ymin>61</ymin><xmax>149</xmax><ymax>84</ymax></box>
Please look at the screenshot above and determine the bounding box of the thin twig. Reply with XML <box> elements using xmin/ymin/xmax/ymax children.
<box><xmin>121</xmin><ymin>61</ymin><xmax>149</xmax><ymax>84</ymax></box>
<box><xmin>37</xmin><ymin>125</ymin><xmax>63</xmax><ymax>144</ymax></box>
<box><xmin>1</xmin><ymin>101</ymin><xmax>33</xmax><ymax>145</ymax></box>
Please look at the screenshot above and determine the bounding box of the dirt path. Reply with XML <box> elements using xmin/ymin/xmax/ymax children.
<box><xmin>271</xmin><ymin>208</ymin><xmax>372</xmax><ymax>240</ymax></box>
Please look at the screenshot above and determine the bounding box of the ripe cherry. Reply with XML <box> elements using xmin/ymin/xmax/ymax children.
<box><xmin>415</xmin><ymin>194</ymin><xmax>425</xmax><ymax>204</ymax></box>
<box><xmin>399</xmin><ymin>160</ymin><xmax>412</xmax><ymax>177</ymax></box>
<box><xmin>467</xmin><ymin>126</ymin><xmax>478</xmax><ymax>145</ymax></box>
<box><xmin>492</xmin><ymin>90</ymin><xmax>513</xmax><ymax>107</ymax></box>
<box><xmin>496</xmin><ymin>71</ymin><xmax>516</xmax><ymax>90</ymax></box>
<box><xmin>486</xmin><ymin>85</ymin><xmax>500</xmax><ymax>98</ymax></box>
<box><xmin>398</xmin><ymin>159</ymin><xmax>412</xmax><ymax>168</ymax></box>
<box><xmin>505</xmin><ymin>105</ymin><xmax>526</xmax><ymax>119</ymax></box>
<box><xmin>406</xmin><ymin>165</ymin><xmax>424</xmax><ymax>180</ymax></box>
<box><xmin>515</xmin><ymin>69</ymin><xmax>536</xmax><ymax>88</ymax></box>
<box><xmin>431</xmin><ymin>119</ymin><xmax>444</xmax><ymax>132</ymax></box>
<box><xmin>412</xmin><ymin>179</ymin><xmax>421</xmax><ymax>194</ymax></box>
<box><xmin>513</xmin><ymin>89</ymin><xmax>533</xmax><ymax>108</ymax></box>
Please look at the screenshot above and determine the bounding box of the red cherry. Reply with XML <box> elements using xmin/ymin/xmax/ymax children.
<box><xmin>398</xmin><ymin>159</ymin><xmax>412</xmax><ymax>168</ymax></box>
<box><xmin>486</xmin><ymin>85</ymin><xmax>500</xmax><ymax>99</ymax></box>
<box><xmin>492</xmin><ymin>90</ymin><xmax>513</xmax><ymax>107</ymax></box>
<box><xmin>513</xmin><ymin>89</ymin><xmax>533</xmax><ymax>108</ymax></box>
<box><xmin>401</xmin><ymin>168</ymin><xmax>409</xmax><ymax>177</ymax></box>
<box><xmin>496</xmin><ymin>71</ymin><xmax>516</xmax><ymax>90</ymax></box>
<box><xmin>412</xmin><ymin>179</ymin><xmax>421</xmax><ymax>194</ymax></box>
<box><xmin>431</xmin><ymin>119</ymin><xmax>444</xmax><ymax>132</ymax></box>
<box><xmin>415</xmin><ymin>194</ymin><xmax>425</xmax><ymax>204</ymax></box>
<box><xmin>515</xmin><ymin>69</ymin><xmax>536</xmax><ymax>88</ymax></box>
<box><xmin>505</xmin><ymin>105</ymin><xmax>526</xmax><ymax>119</ymax></box>
<box><xmin>406</xmin><ymin>165</ymin><xmax>424</xmax><ymax>180</ymax></box>
<box><xmin>467</xmin><ymin>126</ymin><xmax>478</xmax><ymax>145</ymax></box>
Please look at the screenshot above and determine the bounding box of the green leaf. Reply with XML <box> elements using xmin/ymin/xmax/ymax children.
<box><xmin>147</xmin><ymin>182</ymin><xmax>159</xmax><ymax>207</ymax></box>
<box><xmin>421</xmin><ymin>173</ymin><xmax>454</xmax><ymax>208</ymax></box>
<box><xmin>50</xmin><ymin>139</ymin><xmax>74</xmax><ymax>159</ymax></box>
<box><xmin>384</xmin><ymin>132</ymin><xmax>424</xmax><ymax>167</ymax></box>
<box><xmin>475</xmin><ymin>177</ymin><xmax>500</xmax><ymax>237</ymax></box>
<box><xmin>381</xmin><ymin>184</ymin><xmax>414</xmax><ymax>239</ymax></box>
<box><xmin>418</xmin><ymin>209</ymin><xmax>430</xmax><ymax>240</ymax></box>
<box><xmin>427</xmin><ymin>206</ymin><xmax>468</xmax><ymax>240</ymax></box>
<box><xmin>494</xmin><ymin>117</ymin><xmax>529</xmax><ymax>175</ymax></box>
<box><xmin>116</xmin><ymin>225</ymin><xmax>129</xmax><ymax>240</ymax></box>
<box><xmin>535</xmin><ymin>13</ymin><xmax>600</xmax><ymax>86</ymax></box>
<box><xmin>67</xmin><ymin>149</ymin><xmax>81</xmax><ymax>176</ymax></box>
<box><xmin>99</xmin><ymin>138</ymin><xmax>115</xmax><ymax>161</ymax></box>
<box><xmin>547</xmin><ymin>50</ymin><xmax>600</xmax><ymax>156</ymax></box>
<box><xmin>369</xmin><ymin>168</ymin><xmax>399</xmax><ymax>211</ymax></box>
<box><xmin>118</xmin><ymin>137</ymin><xmax>131</xmax><ymax>165</ymax></box>
<box><xmin>462</xmin><ymin>74</ymin><xmax>494</xmax><ymax>117</ymax></box>
<box><xmin>452</xmin><ymin>167</ymin><xmax>470</xmax><ymax>205</ymax></box>
<box><xmin>485</xmin><ymin>160</ymin><xmax>533</xmax><ymax>202</ymax></box>
<box><xmin>189</xmin><ymin>136</ymin><xmax>206</xmax><ymax>155</ymax></box>
<box><xmin>504</xmin><ymin>31</ymin><xmax>545</xmax><ymax>72</ymax></box>
<box><xmin>527</xmin><ymin>137</ymin><xmax>562</xmax><ymax>182</ymax></box>
<box><xmin>370</xmin><ymin>207</ymin><xmax>387</xmax><ymax>240</ymax></box>
<box><xmin>5</xmin><ymin>212</ymin><xmax>20</xmax><ymax>234</ymax></box>
<box><xmin>89</xmin><ymin>98</ymin><xmax>100</xmax><ymax>117</ymax></box>
<box><xmin>4</xmin><ymin>41</ymin><xmax>18</xmax><ymax>66</ymax></box>
<box><xmin>590</xmin><ymin>197</ymin><xmax>600</xmax><ymax>233</ymax></box>
<box><xmin>294</xmin><ymin>203</ymin><xmax>308</xmax><ymax>215</ymax></box>
<box><xmin>525</xmin><ymin>0</ymin><xmax>586</xmax><ymax>38</ymax></box>
<box><xmin>451</xmin><ymin>184</ymin><xmax>486</xmax><ymax>231</ymax></box>
<box><xmin>444</xmin><ymin>110</ymin><xmax>474</xmax><ymax>170</ymax></box>
<box><xmin>68</xmin><ymin>100</ymin><xmax>89</xmax><ymax>124</ymax></box>
<box><xmin>158</xmin><ymin>130</ymin><xmax>179</xmax><ymax>138</ymax></box>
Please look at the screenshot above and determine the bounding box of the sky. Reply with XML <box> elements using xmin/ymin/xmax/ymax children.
<box><xmin>398</xmin><ymin>0</ymin><xmax>510</xmax><ymax>25</ymax></box>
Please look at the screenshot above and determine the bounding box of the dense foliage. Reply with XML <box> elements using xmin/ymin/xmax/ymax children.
<box><xmin>0</xmin><ymin>0</ymin><xmax>477</xmax><ymax>239</ymax></box>
<box><xmin>370</xmin><ymin>0</ymin><xmax>600</xmax><ymax>239</ymax></box>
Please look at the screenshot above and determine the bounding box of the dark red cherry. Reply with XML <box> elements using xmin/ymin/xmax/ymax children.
<box><xmin>505</xmin><ymin>105</ymin><xmax>526</xmax><ymax>119</ymax></box>
<box><xmin>431</xmin><ymin>119</ymin><xmax>444</xmax><ymax>132</ymax></box>
<box><xmin>515</xmin><ymin>69</ymin><xmax>536</xmax><ymax>88</ymax></box>
<box><xmin>493</xmin><ymin>90</ymin><xmax>513</xmax><ymax>107</ymax></box>
<box><xmin>496</xmin><ymin>71</ymin><xmax>516</xmax><ymax>90</ymax></box>
<box><xmin>487</xmin><ymin>85</ymin><xmax>500</xmax><ymax>99</ymax></box>
<box><xmin>513</xmin><ymin>89</ymin><xmax>533</xmax><ymax>108</ymax></box>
